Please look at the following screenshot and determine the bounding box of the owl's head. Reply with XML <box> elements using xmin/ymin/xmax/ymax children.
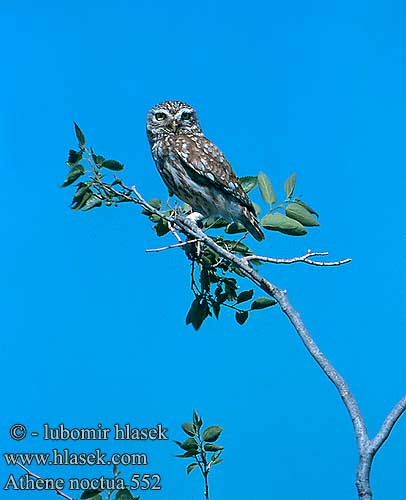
<box><xmin>146</xmin><ymin>100</ymin><xmax>203</xmax><ymax>144</ymax></box>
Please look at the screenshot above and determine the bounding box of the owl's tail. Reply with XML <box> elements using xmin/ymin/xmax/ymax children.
<box><xmin>240</xmin><ymin>208</ymin><xmax>265</xmax><ymax>242</ymax></box>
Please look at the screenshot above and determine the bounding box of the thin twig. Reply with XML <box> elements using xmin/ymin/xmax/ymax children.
<box><xmin>244</xmin><ymin>250</ymin><xmax>351</xmax><ymax>267</ymax></box>
<box><xmin>16</xmin><ymin>462</ymin><xmax>73</xmax><ymax>500</ymax></box>
<box><xmin>168</xmin><ymin>223</ymin><xmax>183</xmax><ymax>243</ymax></box>
<box><xmin>213</xmin><ymin>232</ymin><xmax>249</xmax><ymax>268</ymax></box>
<box><xmin>146</xmin><ymin>238</ymin><xmax>201</xmax><ymax>253</ymax></box>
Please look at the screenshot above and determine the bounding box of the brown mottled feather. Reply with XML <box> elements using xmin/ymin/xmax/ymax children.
<box><xmin>147</xmin><ymin>100</ymin><xmax>265</xmax><ymax>241</ymax></box>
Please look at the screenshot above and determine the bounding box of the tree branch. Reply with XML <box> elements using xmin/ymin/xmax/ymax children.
<box><xmin>15</xmin><ymin>462</ymin><xmax>73</xmax><ymax>500</ymax></box>
<box><xmin>90</xmin><ymin>177</ymin><xmax>405</xmax><ymax>500</ymax></box>
<box><xmin>146</xmin><ymin>238</ymin><xmax>201</xmax><ymax>253</ymax></box>
<box><xmin>244</xmin><ymin>250</ymin><xmax>351</xmax><ymax>267</ymax></box>
<box><xmin>370</xmin><ymin>396</ymin><xmax>406</xmax><ymax>455</ymax></box>
<box><xmin>126</xmin><ymin>186</ymin><xmax>406</xmax><ymax>500</ymax></box>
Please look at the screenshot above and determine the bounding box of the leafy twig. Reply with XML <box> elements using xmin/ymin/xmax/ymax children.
<box><xmin>175</xmin><ymin>411</ymin><xmax>224</xmax><ymax>500</ymax></box>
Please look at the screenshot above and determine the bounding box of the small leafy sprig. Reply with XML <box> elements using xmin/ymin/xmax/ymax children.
<box><xmin>14</xmin><ymin>461</ymin><xmax>140</xmax><ymax>500</ymax></box>
<box><xmin>175</xmin><ymin>410</ymin><xmax>223</xmax><ymax>500</ymax></box>
<box><xmin>79</xmin><ymin>465</ymin><xmax>140</xmax><ymax>500</ymax></box>
<box><xmin>185</xmin><ymin>244</ymin><xmax>277</xmax><ymax>330</ymax></box>
<box><xmin>212</xmin><ymin>171</ymin><xmax>319</xmax><ymax>237</ymax></box>
<box><xmin>62</xmin><ymin>123</ymin><xmax>321</xmax><ymax>330</ymax></box>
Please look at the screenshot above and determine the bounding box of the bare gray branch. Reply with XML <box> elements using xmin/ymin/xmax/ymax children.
<box><xmin>93</xmin><ymin>177</ymin><xmax>405</xmax><ymax>500</ymax></box>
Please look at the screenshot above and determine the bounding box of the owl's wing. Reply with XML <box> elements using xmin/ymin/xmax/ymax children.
<box><xmin>172</xmin><ymin>135</ymin><xmax>254</xmax><ymax>211</ymax></box>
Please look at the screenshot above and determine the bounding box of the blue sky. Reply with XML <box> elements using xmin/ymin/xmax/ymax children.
<box><xmin>1</xmin><ymin>1</ymin><xmax>406</xmax><ymax>499</ymax></box>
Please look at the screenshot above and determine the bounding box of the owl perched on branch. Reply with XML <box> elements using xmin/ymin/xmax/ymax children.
<box><xmin>146</xmin><ymin>100</ymin><xmax>265</xmax><ymax>241</ymax></box>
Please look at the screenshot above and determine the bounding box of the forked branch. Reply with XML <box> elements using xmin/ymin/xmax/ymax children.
<box><xmin>129</xmin><ymin>186</ymin><xmax>405</xmax><ymax>500</ymax></box>
<box><xmin>244</xmin><ymin>250</ymin><xmax>351</xmax><ymax>266</ymax></box>
<box><xmin>62</xmin><ymin>131</ymin><xmax>405</xmax><ymax>499</ymax></box>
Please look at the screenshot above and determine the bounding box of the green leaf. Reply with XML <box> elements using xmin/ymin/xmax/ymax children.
<box><xmin>204</xmin><ymin>216</ymin><xmax>229</xmax><ymax>229</ymax></box>
<box><xmin>179</xmin><ymin>438</ymin><xmax>198</xmax><ymax>450</ymax></box>
<box><xmin>72</xmin><ymin>191</ymin><xmax>92</xmax><ymax>211</ymax></box>
<box><xmin>80</xmin><ymin>490</ymin><xmax>103</xmax><ymax>499</ymax></box>
<box><xmin>142</xmin><ymin>199</ymin><xmax>162</xmax><ymax>217</ymax></box>
<box><xmin>252</xmin><ymin>202</ymin><xmax>261</xmax><ymax>215</ymax></box>
<box><xmin>92</xmin><ymin>154</ymin><xmax>105</xmax><ymax>166</ymax></box>
<box><xmin>186</xmin><ymin>463</ymin><xmax>198</xmax><ymax>475</ymax></box>
<box><xmin>62</xmin><ymin>164</ymin><xmax>85</xmax><ymax>187</ymax></box>
<box><xmin>67</xmin><ymin>149</ymin><xmax>83</xmax><ymax>165</ymax></box>
<box><xmin>223</xmin><ymin>278</ymin><xmax>238</xmax><ymax>301</ymax></box>
<box><xmin>212</xmin><ymin>458</ymin><xmax>224</xmax><ymax>465</ymax></box>
<box><xmin>101</xmin><ymin>159</ymin><xmax>124</xmax><ymax>171</ymax></box>
<box><xmin>115</xmin><ymin>489</ymin><xmax>134</xmax><ymax>500</ymax></box>
<box><xmin>193</xmin><ymin>409</ymin><xmax>199</xmax><ymax>426</ymax></box>
<box><xmin>211</xmin><ymin>300</ymin><xmax>220</xmax><ymax>319</ymax></box>
<box><xmin>225</xmin><ymin>222</ymin><xmax>246</xmax><ymax>234</ymax></box>
<box><xmin>229</xmin><ymin>241</ymin><xmax>253</xmax><ymax>256</ymax></box>
<box><xmin>147</xmin><ymin>214</ymin><xmax>161</xmax><ymax>223</ymax></box>
<box><xmin>260</xmin><ymin>212</ymin><xmax>307</xmax><ymax>236</ymax></box>
<box><xmin>71</xmin><ymin>183</ymin><xmax>91</xmax><ymax>207</ymax></box>
<box><xmin>235</xmin><ymin>310</ymin><xmax>249</xmax><ymax>325</ymax></box>
<box><xmin>148</xmin><ymin>198</ymin><xmax>162</xmax><ymax>209</ymax></box>
<box><xmin>236</xmin><ymin>289</ymin><xmax>254</xmax><ymax>304</ymax></box>
<box><xmin>297</xmin><ymin>200</ymin><xmax>319</xmax><ymax>217</ymax></box>
<box><xmin>284</xmin><ymin>173</ymin><xmax>296</xmax><ymax>198</ymax></box>
<box><xmin>200</xmin><ymin>267</ymin><xmax>211</xmax><ymax>292</ymax></box>
<box><xmin>153</xmin><ymin>218</ymin><xmax>170</xmax><ymax>237</ymax></box>
<box><xmin>251</xmin><ymin>297</ymin><xmax>277</xmax><ymax>310</ymax></box>
<box><xmin>285</xmin><ymin>202</ymin><xmax>320</xmax><ymax>227</ymax></box>
<box><xmin>239</xmin><ymin>176</ymin><xmax>258</xmax><ymax>193</ymax></box>
<box><xmin>186</xmin><ymin>298</ymin><xmax>210</xmax><ymax>330</ymax></box>
<box><xmin>218</xmin><ymin>239</ymin><xmax>252</xmax><ymax>256</ymax></box>
<box><xmin>82</xmin><ymin>195</ymin><xmax>102</xmax><ymax>211</ymax></box>
<box><xmin>73</xmin><ymin>122</ymin><xmax>86</xmax><ymax>147</ymax></box>
<box><xmin>258</xmin><ymin>171</ymin><xmax>276</xmax><ymax>205</ymax></box>
<box><xmin>204</xmin><ymin>443</ymin><xmax>224</xmax><ymax>452</ymax></box>
<box><xmin>231</xmin><ymin>265</ymin><xmax>248</xmax><ymax>277</ymax></box>
<box><xmin>181</xmin><ymin>422</ymin><xmax>196</xmax><ymax>436</ymax></box>
<box><xmin>176</xmin><ymin>449</ymin><xmax>198</xmax><ymax>458</ymax></box>
<box><xmin>202</xmin><ymin>426</ymin><xmax>223</xmax><ymax>442</ymax></box>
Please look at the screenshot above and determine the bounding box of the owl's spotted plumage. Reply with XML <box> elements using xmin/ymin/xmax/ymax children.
<box><xmin>146</xmin><ymin>100</ymin><xmax>265</xmax><ymax>241</ymax></box>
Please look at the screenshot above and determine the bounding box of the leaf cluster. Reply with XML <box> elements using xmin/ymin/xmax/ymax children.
<box><xmin>81</xmin><ymin>489</ymin><xmax>138</xmax><ymax>500</ymax></box>
<box><xmin>62</xmin><ymin>124</ymin><xmax>321</xmax><ymax>331</ymax></box>
<box><xmin>186</xmin><ymin>247</ymin><xmax>277</xmax><ymax>330</ymax></box>
<box><xmin>62</xmin><ymin>123</ymin><xmax>126</xmax><ymax>212</ymax></box>
<box><xmin>79</xmin><ymin>466</ymin><xmax>139</xmax><ymax>500</ymax></box>
<box><xmin>229</xmin><ymin>172</ymin><xmax>319</xmax><ymax>236</ymax></box>
<box><xmin>175</xmin><ymin>410</ymin><xmax>224</xmax><ymax>478</ymax></box>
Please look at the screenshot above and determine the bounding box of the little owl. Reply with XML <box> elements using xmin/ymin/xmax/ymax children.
<box><xmin>146</xmin><ymin>100</ymin><xmax>265</xmax><ymax>241</ymax></box>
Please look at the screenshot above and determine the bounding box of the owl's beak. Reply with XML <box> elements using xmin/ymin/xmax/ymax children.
<box><xmin>171</xmin><ymin>121</ymin><xmax>179</xmax><ymax>133</ymax></box>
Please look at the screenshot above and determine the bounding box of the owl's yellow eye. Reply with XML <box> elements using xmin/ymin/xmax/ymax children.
<box><xmin>155</xmin><ymin>112</ymin><xmax>167</xmax><ymax>121</ymax></box>
<box><xmin>181</xmin><ymin>112</ymin><xmax>192</xmax><ymax>120</ymax></box>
